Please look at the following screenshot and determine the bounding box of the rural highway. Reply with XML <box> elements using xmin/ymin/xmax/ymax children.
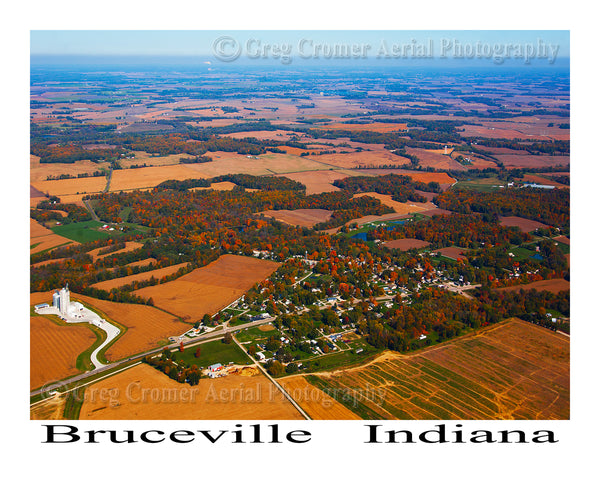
<box><xmin>29</xmin><ymin>315</ymin><xmax>278</xmax><ymax>398</ymax></box>
<box><xmin>233</xmin><ymin>336</ymin><xmax>311</xmax><ymax>420</ymax></box>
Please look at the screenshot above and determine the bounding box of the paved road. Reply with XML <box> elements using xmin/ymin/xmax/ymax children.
<box><xmin>29</xmin><ymin>315</ymin><xmax>277</xmax><ymax>398</ymax></box>
<box><xmin>83</xmin><ymin>199</ymin><xmax>100</xmax><ymax>221</ymax></box>
<box><xmin>233</xmin><ymin>336</ymin><xmax>311</xmax><ymax>420</ymax></box>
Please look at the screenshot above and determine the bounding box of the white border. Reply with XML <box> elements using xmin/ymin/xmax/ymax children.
<box><xmin>5</xmin><ymin>1</ymin><xmax>598</xmax><ymax>478</ymax></box>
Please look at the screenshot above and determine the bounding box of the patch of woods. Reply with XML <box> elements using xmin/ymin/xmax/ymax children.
<box><xmin>436</xmin><ymin>187</ymin><xmax>569</xmax><ymax>229</ymax></box>
<box><xmin>333</xmin><ymin>174</ymin><xmax>441</xmax><ymax>202</ymax></box>
<box><xmin>31</xmin><ymin>197</ymin><xmax>91</xmax><ymax>224</ymax></box>
<box><xmin>360</xmin><ymin>287</ymin><xmax>569</xmax><ymax>351</ymax></box>
<box><xmin>143</xmin><ymin>348</ymin><xmax>202</xmax><ymax>386</ymax></box>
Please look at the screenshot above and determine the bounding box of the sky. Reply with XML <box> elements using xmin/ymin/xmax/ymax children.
<box><xmin>30</xmin><ymin>30</ymin><xmax>569</xmax><ymax>67</ymax></box>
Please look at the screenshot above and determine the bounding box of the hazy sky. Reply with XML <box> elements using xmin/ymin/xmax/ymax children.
<box><xmin>31</xmin><ymin>30</ymin><xmax>569</xmax><ymax>57</ymax></box>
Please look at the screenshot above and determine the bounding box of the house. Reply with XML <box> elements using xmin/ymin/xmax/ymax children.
<box><xmin>208</xmin><ymin>363</ymin><xmax>223</xmax><ymax>372</ymax></box>
<box><xmin>256</xmin><ymin>352</ymin><xmax>266</xmax><ymax>361</ymax></box>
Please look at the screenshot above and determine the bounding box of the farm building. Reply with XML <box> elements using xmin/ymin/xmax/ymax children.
<box><xmin>208</xmin><ymin>363</ymin><xmax>223</xmax><ymax>372</ymax></box>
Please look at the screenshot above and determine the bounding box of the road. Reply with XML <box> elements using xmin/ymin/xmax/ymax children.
<box><xmin>232</xmin><ymin>336</ymin><xmax>311</xmax><ymax>420</ymax></box>
<box><xmin>83</xmin><ymin>198</ymin><xmax>100</xmax><ymax>221</ymax></box>
<box><xmin>29</xmin><ymin>315</ymin><xmax>277</xmax><ymax>398</ymax></box>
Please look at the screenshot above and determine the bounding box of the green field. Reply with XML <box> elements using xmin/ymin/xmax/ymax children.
<box><xmin>51</xmin><ymin>220</ymin><xmax>149</xmax><ymax>243</ymax></box>
<box><xmin>51</xmin><ymin>220</ymin><xmax>114</xmax><ymax>242</ymax></box>
<box><xmin>454</xmin><ymin>176</ymin><xmax>506</xmax><ymax>192</ymax></box>
<box><xmin>234</xmin><ymin>325</ymin><xmax>280</xmax><ymax>343</ymax></box>
<box><xmin>176</xmin><ymin>339</ymin><xmax>252</xmax><ymax>368</ymax></box>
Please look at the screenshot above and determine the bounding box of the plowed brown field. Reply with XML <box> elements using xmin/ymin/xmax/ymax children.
<box><xmin>135</xmin><ymin>255</ymin><xmax>280</xmax><ymax>322</ymax></box>
<box><xmin>500</xmin><ymin>216</ymin><xmax>548</xmax><ymax>232</ymax></box>
<box><xmin>494</xmin><ymin>279</ymin><xmax>570</xmax><ymax>294</ymax></box>
<box><xmin>279</xmin><ymin>376</ymin><xmax>361</xmax><ymax>420</ymax></box>
<box><xmin>30</xmin><ymin>315</ymin><xmax>97</xmax><ymax>390</ymax></box>
<box><xmin>305</xmin><ymin>319</ymin><xmax>569</xmax><ymax>419</ymax></box>
<box><xmin>79</xmin><ymin>363</ymin><xmax>305</xmax><ymax>420</ymax></box>
<box><xmin>384</xmin><ymin>238</ymin><xmax>431</xmax><ymax>251</ymax></box>
<box><xmin>90</xmin><ymin>262</ymin><xmax>190</xmax><ymax>291</ymax></box>
<box><xmin>30</xmin><ymin>218</ymin><xmax>76</xmax><ymax>255</ymax></box>
<box><xmin>259</xmin><ymin>209</ymin><xmax>333</xmax><ymax>227</ymax></box>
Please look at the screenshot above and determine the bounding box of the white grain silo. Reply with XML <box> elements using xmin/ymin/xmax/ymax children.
<box><xmin>59</xmin><ymin>284</ymin><xmax>70</xmax><ymax>315</ymax></box>
<box><xmin>52</xmin><ymin>291</ymin><xmax>60</xmax><ymax>309</ymax></box>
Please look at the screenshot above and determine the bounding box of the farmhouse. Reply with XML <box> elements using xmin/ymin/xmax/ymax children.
<box><xmin>208</xmin><ymin>363</ymin><xmax>223</xmax><ymax>372</ymax></box>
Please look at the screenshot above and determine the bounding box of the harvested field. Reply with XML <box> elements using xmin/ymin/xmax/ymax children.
<box><xmin>69</xmin><ymin>294</ymin><xmax>187</xmax><ymax>361</ymax></box>
<box><xmin>305</xmin><ymin>319</ymin><xmax>569</xmax><ymax>419</ymax></box>
<box><xmin>31</xmin><ymin>176</ymin><xmax>107</xmax><ymax>198</ymax></box>
<box><xmin>312</xmin><ymin>150</ymin><xmax>411</xmax><ymax>169</ymax></box>
<box><xmin>222</xmin><ymin>129</ymin><xmax>301</xmax><ymax>141</ymax></box>
<box><xmin>352</xmin><ymin>192</ymin><xmax>433</xmax><ymax>214</ymax></box>
<box><xmin>125</xmin><ymin>258</ymin><xmax>156</xmax><ymax>268</ymax></box>
<box><xmin>109</xmin><ymin>165</ymin><xmax>209</xmax><ymax>192</ymax></box>
<box><xmin>31</xmin><ymin>258</ymin><xmax>66</xmax><ymax>268</ymax></box>
<box><xmin>356</xmin><ymin>170</ymin><xmax>455</xmax><ymax>189</ymax></box>
<box><xmin>135</xmin><ymin>255</ymin><xmax>281</xmax><ymax>322</ymax></box>
<box><xmin>495</xmin><ymin>154</ymin><xmax>569</xmax><ymax>169</ymax></box>
<box><xmin>122</xmin><ymin>152</ymin><xmax>191</xmax><ymax>168</ymax></box>
<box><xmin>500</xmin><ymin>216</ymin><xmax>548</xmax><ymax>232</ymax></box>
<box><xmin>554</xmin><ymin>235</ymin><xmax>570</xmax><ymax>245</ymax></box>
<box><xmin>86</xmin><ymin>241</ymin><xmax>144</xmax><ymax>261</ymax></box>
<box><xmin>405</xmin><ymin>147</ymin><xmax>466</xmax><ymax>171</ymax></box>
<box><xmin>318</xmin><ymin>122</ymin><xmax>407</xmax><ymax>133</ymax></box>
<box><xmin>30</xmin><ymin>315</ymin><xmax>97</xmax><ymax>390</ymax></box>
<box><xmin>30</xmin><ymin>183</ymin><xmax>45</xmax><ymax>198</ymax></box>
<box><xmin>433</xmin><ymin>246</ymin><xmax>468</xmax><ymax>260</ymax></box>
<box><xmin>494</xmin><ymin>279</ymin><xmax>570</xmax><ymax>294</ymax></box>
<box><xmin>90</xmin><ymin>262</ymin><xmax>190</xmax><ymax>291</ymax></box>
<box><xmin>30</xmin><ymin>154</ymin><xmax>109</xmax><ymax>182</ymax></box>
<box><xmin>79</xmin><ymin>363</ymin><xmax>305</xmax><ymax>420</ymax></box>
<box><xmin>30</xmin><ymin>218</ymin><xmax>76</xmax><ymax>255</ymax></box>
<box><xmin>259</xmin><ymin>209</ymin><xmax>333</xmax><ymax>227</ymax></box>
<box><xmin>279</xmin><ymin>376</ymin><xmax>361</xmax><ymax>420</ymax></box>
<box><xmin>384</xmin><ymin>238</ymin><xmax>431</xmax><ymax>251</ymax></box>
<box><xmin>276</xmin><ymin>169</ymin><xmax>355</xmax><ymax>195</ymax></box>
<box><xmin>181</xmin><ymin>151</ymin><xmax>332</xmax><ymax>177</ymax></box>
<box><xmin>522</xmin><ymin>174</ymin><xmax>569</xmax><ymax>188</ymax></box>
<box><xmin>459</xmin><ymin>124</ymin><xmax>551</xmax><ymax>141</ymax></box>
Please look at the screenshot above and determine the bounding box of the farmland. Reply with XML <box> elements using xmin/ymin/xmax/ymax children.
<box><xmin>30</xmin><ymin>315</ymin><xmax>97</xmax><ymax>390</ymax></box>
<box><xmin>176</xmin><ymin>339</ymin><xmax>252</xmax><ymax>368</ymax></box>
<box><xmin>305</xmin><ymin>319</ymin><xmax>569</xmax><ymax>420</ymax></box>
<box><xmin>134</xmin><ymin>255</ymin><xmax>280</xmax><ymax>322</ymax></box>
<box><xmin>68</xmin><ymin>294</ymin><xmax>188</xmax><ymax>361</ymax></box>
<box><xmin>279</xmin><ymin>376</ymin><xmax>361</xmax><ymax>420</ymax></box>
<box><xmin>352</xmin><ymin>192</ymin><xmax>433</xmax><ymax>214</ymax></box>
<box><xmin>259</xmin><ymin>208</ymin><xmax>333</xmax><ymax>227</ymax></box>
<box><xmin>30</xmin><ymin>218</ymin><xmax>75</xmax><ymax>254</ymax></box>
<box><xmin>383</xmin><ymin>238</ymin><xmax>431</xmax><ymax>251</ymax></box>
<box><xmin>78</xmin><ymin>363</ymin><xmax>305</xmax><ymax>420</ymax></box>
<box><xmin>500</xmin><ymin>216</ymin><xmax>549</xmax><ymax>233</ymax></box>
<box><xmin>90</xmin><ymin>262</ymin><xmax>190</xmax><ymax>291</ymax></box>
<box><xmin>494</xmin><ymin>279</ymin><xmax>570</xmax><ymax>294</ymax></box>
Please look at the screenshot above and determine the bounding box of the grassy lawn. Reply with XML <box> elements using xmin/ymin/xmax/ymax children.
<box><xmin>51</xmin><ymin>220</ymin><xmax>149</xmax><ymax>243</ymax></box>
<box><xmin>176</xmin><ymin>339</ymin><xmax>252</xmax><ymax>368</ymax></box>
<box><xmin>51</xmin><ymin>220</ymin><xmax>113</xmax><ymax>243</ymax></box>
<box><xmin>235</xmin><ymin>325</ymin><xmax>280</xmax><ymax>343</ymax></box>
<box><xmin>454</xmin><ymin>176</ymin><xmax>506</xmax><ymax>192</ymax></box>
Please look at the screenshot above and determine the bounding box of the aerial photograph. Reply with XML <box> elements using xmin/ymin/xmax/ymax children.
<box><xmin>29</xmin><ymin>30</ymin><xmax>570</xmax><ymax>422</ymax></box>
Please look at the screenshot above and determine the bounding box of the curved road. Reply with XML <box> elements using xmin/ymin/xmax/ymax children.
<box><xmin>30</xmin><ymin>315</ymin><xmax>277</xmax><ymax>398</ymax></box>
